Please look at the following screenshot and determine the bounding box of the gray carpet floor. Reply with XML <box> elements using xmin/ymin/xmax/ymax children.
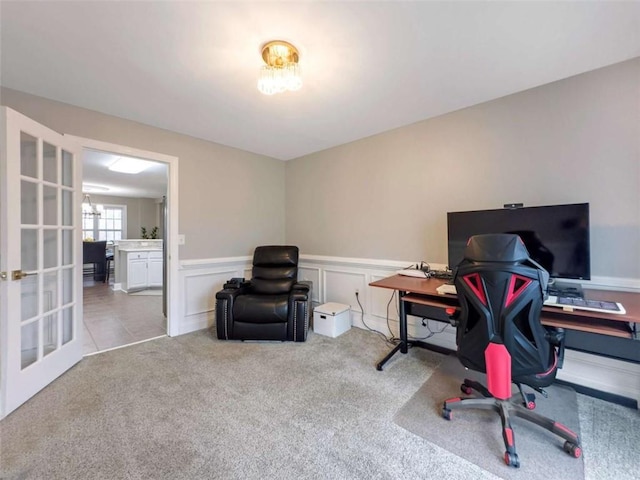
<box><xmin>1</xmin><ymin>327</ymin><xmax>638</xmax><ymax>479</ymax></box>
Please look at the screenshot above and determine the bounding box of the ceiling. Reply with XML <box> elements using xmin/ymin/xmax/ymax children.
<box><xmin>1</xmin><ymin>2</ymin><xmax>639</xmax><ymax>161</ymax></box>
<box><xmin>82</xmin><ymin>150</ymin><xmax>168</xmax><ymax>198</ymax></box>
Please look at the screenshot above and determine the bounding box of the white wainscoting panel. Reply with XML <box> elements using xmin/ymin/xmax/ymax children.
<box><xmin>558</xmin><ymin>350</ymin><xmax>640</xmax><ymax>405</ymax></box>
<box><xmin>298</xmin><ymin>266</ymin><xmax>321</xmax><ymax>304</ymax></box>
<box><xmin>179</xmin><ymin>257</ymin><xmax>251</xmax><ymax>335</ymax></box>
<box><xmin>176</xmin><ymin>253</ymin><xmax>639</xmax><ymax>405</ymax></box>
<box><xmin>323</xmin><ymin>269</ymin><xmax>366</xmax><ymax>311</ymax></box>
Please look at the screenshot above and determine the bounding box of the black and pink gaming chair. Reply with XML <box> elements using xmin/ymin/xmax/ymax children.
<box><xmin>442</xmin><ymin>234</ymin><xmax>581</xmax><ymax>468</ymax></box>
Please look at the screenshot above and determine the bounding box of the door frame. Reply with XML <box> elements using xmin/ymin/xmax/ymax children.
<box><xmin>66</xmin><ymin>136</ymin><xmax>180</xmax><ymax>337</ymax></box>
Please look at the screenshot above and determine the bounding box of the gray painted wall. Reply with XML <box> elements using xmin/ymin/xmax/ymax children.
<box><xmin>1</xmin><ymin>87</ymin><xmax>286</xmax><ymax>259</ymax></box>
<box><xmin>3</xmin><ymin>59</ymin><xmax>638</xmax><ymax>280</ymax></box>
<box><xmin>285</xmin><ymin>58</ymin><xmax>640</xmax><ymax>279</ymax></box>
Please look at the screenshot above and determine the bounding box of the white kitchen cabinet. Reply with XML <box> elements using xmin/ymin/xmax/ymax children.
<box><xmin>120</xmin><ymin>250</ymin><xmax>163</xmax><ymax>292</ymax></box>
<box><xmin>148</xmin><ymin>251</ymin><xmax>164</xmax><ymax>287</ymax></box>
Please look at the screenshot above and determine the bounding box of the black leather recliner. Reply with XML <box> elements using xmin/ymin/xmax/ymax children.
<box><xmin>442</xmin><ymin>234</ymin><xmax>581</xmax><ymax>468</ymax></box>
<box><xmin>215</xmin><ymin>245</ymin><xmax>311</xmax><ymax>342</ymax></box>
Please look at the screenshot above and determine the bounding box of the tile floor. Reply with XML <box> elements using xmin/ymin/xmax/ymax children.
<box><xmin>83</xmin><ymin>276</ymin><xmax>166</xmax><ymax>355</ymax></box>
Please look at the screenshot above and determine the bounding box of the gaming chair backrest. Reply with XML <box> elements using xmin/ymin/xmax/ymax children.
<box><xmin>453</xmin><ymin>234</ymin><xmax>554</xmax><ymax>394</ymax></box>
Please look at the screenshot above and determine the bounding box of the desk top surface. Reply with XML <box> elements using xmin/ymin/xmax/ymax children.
<box><xmin>370</xmin><ymin>274</ymin><xmax>640</xmax><ymax>325</ymax></box>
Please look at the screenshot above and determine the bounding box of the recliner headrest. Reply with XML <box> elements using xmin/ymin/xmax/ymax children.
<box><xmin>253</xmin><ymin>245</ymin><xmax>299</xmax><ymax>267</ymax></box>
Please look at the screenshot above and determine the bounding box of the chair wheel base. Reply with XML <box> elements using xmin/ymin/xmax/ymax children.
<box><xmin>524</xmin><ymin>392</ymin><xmax>536</xmax><ymax>409</ymax></box>
<box><xmin>563</xmin><ymin>441</ymin><xmax>582</xmax><ymax>458</ymax></box>
<box><xmin>504</xmin><ymin>451</ymin><xmax>520</xmax><ymax>468</ymax></box>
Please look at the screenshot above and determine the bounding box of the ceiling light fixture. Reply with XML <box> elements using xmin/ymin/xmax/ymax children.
<box><xmin>257</xmin><ymin>40</ymin><xmax>302</xmax><ymax>95</ymax></box>
<box><xmin>82</xmin><ymin>194</ymin><xmax>103</xmax><ymax>217</ymax></box>
<box><xmin>108</xmin><ymin>157</ymin><xmax>154</xmax><ymax>174</ymax></box>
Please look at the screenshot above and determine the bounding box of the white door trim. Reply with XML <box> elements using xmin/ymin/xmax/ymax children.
<box><xmin>65</xmin><ymin>136</ymin><xmax>180</xmax><ymax>337</ymax></box>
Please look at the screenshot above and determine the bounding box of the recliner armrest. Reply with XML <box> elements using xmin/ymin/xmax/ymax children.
<box><xmin>292</xmin><ymin>280</ymin><xmax>311</xmax><ymax>293</ymax></box>
<box><xmin>290</xmin><ymin>280</ymin><xmax>311</xmax><ymax>301</ymax></box>
<box><xmin>216</xmin><ymin>282</ymin><xmax>251</xmax><ymax>300</ymax></box>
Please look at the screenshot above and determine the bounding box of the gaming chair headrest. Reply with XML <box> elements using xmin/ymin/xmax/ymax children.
<box><xmin>462</xmin><ymin>234</ymin><xmax>550</xmax><ymax>295</ymax></box>
<box><xmin>464</xmin><ymin>234</ymin><xmax>530</xmax><ymax>263</ymax></box>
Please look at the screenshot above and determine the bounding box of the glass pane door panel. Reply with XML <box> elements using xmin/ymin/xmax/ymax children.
<box><xmin>21</xmin><ymin>180</ymin><xmax>38</xmax><ymax>225</ymax></box>
<box><xmin>21</xmin><ymin>275</ymin><xmax>39</xmax><ymax>321</ymax></box>
<box><xmin>20</xmin><ymin>132</ymin><xmax>38</xmax><ymax>179</ymax></box>
<box><xmin>62</xmin><ymin>229</ymin><xmax>73</xmax><ymax>265</ymax></box>
<box><xmin>43</xmin><ymin>314</ymin><xmax>58</xmax><ymax>357</ymax></box>
<box><xmin>21</xmin><ymin>229</ymin><xmax>38</xmax><ymax>271</ymax></box>
<box><xmin>43</xmin><ymin>229</ymin><xmax>58</xmax><ymax>269</ymax></box>
<box><xmin>62</xmin><ymin>267</ymin><xmax>73</xmax><ymax>305</ymax></box>
<box><xmin>62</xmin><ymin>190</ymin><xmax>73</xmax><ymax>226</ymax></box>
<box><xmin>43</xmin><ymin>185</ymin><xmax>58</xmax><ymax>225</ymax></box>
<box><xmin>62</xmin><ymin>150</ymin><xmax>73</xmax><ymax>187</ymax></box>
<box><xmin>43</xmin><ymin>142</ymin><xmax>57</xmax><ymax>183</ymax></box>
<box><xmin>62</xmin><ymin>307</ymin><xmax>73</xmax><ymax>345</ymax></box>
<box><xmin>21</xmin><ymin>321</ymin><xmax>39</xmax><ymax>369</ymax></box>
<box><xmin>42</xmin><ymin>272</ymin><xmax>58</xmax><ymax>313</ymax></box>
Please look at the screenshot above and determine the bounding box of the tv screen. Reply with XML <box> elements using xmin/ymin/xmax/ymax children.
<box><xmin>447</xmin><ymin>203</ymin><xmax>590</xmax><ymax>280</ymax></box>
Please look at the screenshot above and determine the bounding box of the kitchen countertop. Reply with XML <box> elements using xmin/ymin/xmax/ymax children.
<box><xmin>118</xmin><ymin>247</ymin><xmax>163</xmax><ymax>252</ymax></box>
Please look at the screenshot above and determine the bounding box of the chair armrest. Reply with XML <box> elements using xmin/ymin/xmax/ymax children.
<box><xmin>215</xmin><ymin>281</ymin><xmax>251</xmax><ymax>300</ymax></box>
<box><xmin>215</xmin><ymin>280</ymin><xmax>252</xmax><ymax>340</ymax></box>
<box><xmin>291</xmin><ymin>281</ymin><xmax>311</xmax><ymax>300</ymax></box>
<box><xmin>289</xmin><ymin>281</ymin><xmax>312</xmax><ymax>342</ymax></box>
<box><xmin>445</xmin><ymin>307</ymin><xmax>460</xmax><ymax>327</ymax></box>
<box><xmin>292</xmin><ymin>280</ymin><xmax>311</xmax><ymax>292</ymax></box>
<box><xmin>545</xmin><ymin>327</ymin><xmax>566</xmax><ymax>369</ymax></box>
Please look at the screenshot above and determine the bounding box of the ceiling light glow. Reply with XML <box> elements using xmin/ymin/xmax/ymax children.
<box><xmin>108</xmin><ymin>157</ymin><xmax>155</xmax><ymax>174</ymax></box>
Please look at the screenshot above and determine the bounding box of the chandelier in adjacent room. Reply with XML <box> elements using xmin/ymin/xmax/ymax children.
<box><xmin>82</xmin><ymin>194</ymin><xmax>103</xmax><ymax>217</ymax></box>
<box><xmin>257</xmin><ymin>40</ymin><xmax>302</xmax><ymax>95</ymax></box>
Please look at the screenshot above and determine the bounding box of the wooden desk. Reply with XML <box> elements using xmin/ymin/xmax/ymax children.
<box><xmin>370</xmin><ymin>274</ymin><xmax>640</xmax><ymax>370</ymax></box>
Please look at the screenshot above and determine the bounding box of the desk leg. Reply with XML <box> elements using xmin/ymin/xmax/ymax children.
<box><xmin>376</xmin><ymin>290</ymin><xmax>409</xmax><ymax>371</ymax></box>
<box><xmin>376</xmin><ymin>343</ymin><xmax>403</xmax><ymax>371</ymax></box>
<box><xmin>398</xmin><ymin>290</ymin><xmax>408</xmax><ymax>353</ymax></box>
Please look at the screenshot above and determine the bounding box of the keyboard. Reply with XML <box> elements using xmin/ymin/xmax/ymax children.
<box><xmin>544</xmin><ymin>296</ymin><xmax>626</xmax><ymax>315</ymax></box>
<box><xmin>397</xmin><ymin>268</ymin><xmax>453</xmax><ymax>280</ymax></box>
<box><xmin>396</xmin><ymin>269</ymin><xmax>430</xmax><ymax>278</ymax></box>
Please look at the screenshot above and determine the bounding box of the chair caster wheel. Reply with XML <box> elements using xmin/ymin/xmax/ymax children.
<box><xmin>563</xmin><ymin>441</ymin><xmax>582</xmax><ymax>458</ymax></box>
<box><xmin>442</xmin><ymin>408</ymin><xmax>453</xmax><ymax>420</ymax></box>
<box><xmin>504</xmin><ymin>451</ymin><xmax>520</xmax><ymax>468</ymax></box>
<box><xmin>524</xmin><ymin>393</ymin><xmax>536</xmax><ymax>410</ymax></box>
<box><xmin>460</xmin><ymin>383</ymin><xmax>472</xmax><ymax>395</ymax></box>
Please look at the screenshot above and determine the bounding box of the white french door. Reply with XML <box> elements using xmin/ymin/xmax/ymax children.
<box><xmin>0</xmin><ymin>107</ymin><xmax>83</xmax><ymax>419</ymax></box>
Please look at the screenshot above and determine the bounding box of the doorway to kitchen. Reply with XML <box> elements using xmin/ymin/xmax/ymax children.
<box><xmin>68</xmin><ymin>135</ymin><xmax>179</xmax><ymax>355</ymax></box>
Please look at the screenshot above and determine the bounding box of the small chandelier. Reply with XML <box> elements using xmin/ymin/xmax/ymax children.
<box><xmin>82</xmin><ymin>194</ymin><xmax>103</xmax><ymax>217</ymax></box>
<box><xmin>257</xmin><ymin>40</ymin><xmax>302</xmax><ymax>95</ymax></box>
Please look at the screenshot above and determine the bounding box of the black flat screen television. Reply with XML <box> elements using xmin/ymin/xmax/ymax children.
<box><xmin>447</xmin><ymin>203</ymin><xmax>590</xmax><ymax>281</ymax></box>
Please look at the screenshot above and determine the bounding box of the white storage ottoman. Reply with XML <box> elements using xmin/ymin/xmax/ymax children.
<box><xmin>313</xmin><ymin>302</ymin><xmax>351</xmax><ymax>338</ymax></box>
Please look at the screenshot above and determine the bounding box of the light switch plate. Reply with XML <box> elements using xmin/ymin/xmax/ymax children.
<box><xmin>177</xmin><ymin>234</ymin><xmax>185</xmax><ymax>245</ymax></box>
